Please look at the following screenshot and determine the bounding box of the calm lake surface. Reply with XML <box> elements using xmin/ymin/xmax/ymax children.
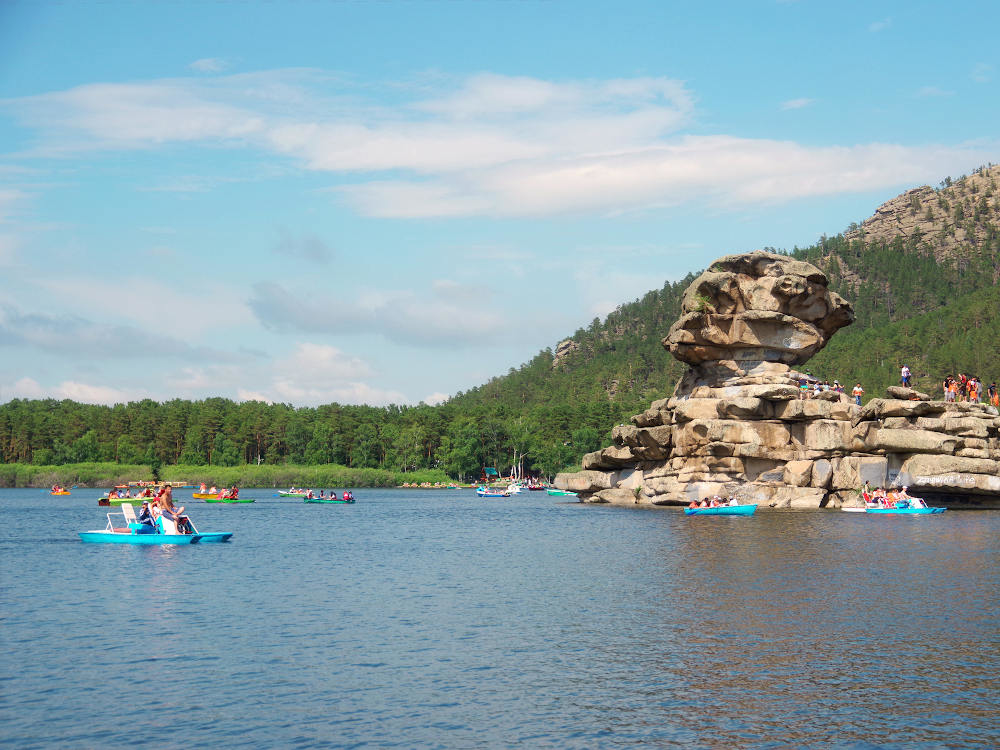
<box><xmin>1</xmin><ymin>487</ymin><xmax>998</xmax><ymax>749</ymax></box>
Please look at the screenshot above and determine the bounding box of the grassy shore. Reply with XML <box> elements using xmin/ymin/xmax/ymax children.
<box><xmin>0</xmin><ymin>462</ymin><xmax>456</xmax><ymax>489</ymax></box>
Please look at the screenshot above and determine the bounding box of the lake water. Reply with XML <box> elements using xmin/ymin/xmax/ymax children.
<box><xmin>1</xmin><ymin>487</ymin><xmax>998</xmax><ymax>748</ymax></box>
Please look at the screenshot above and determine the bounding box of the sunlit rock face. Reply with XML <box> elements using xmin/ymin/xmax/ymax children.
<box><xmin>664</xmin><ymin>252</ymin><xmax>854</xmax><ymax>366</ymax></box>
<box><xmin>555</xmin><ymin>251</ymin><xmax>1000</xmax><ymax>510</ymax></box>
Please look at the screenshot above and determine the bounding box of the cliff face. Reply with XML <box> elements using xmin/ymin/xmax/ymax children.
<box><xmin>843</xmin><ymin>163</ymin><xmax>1000</xmax><ymax>266</ymax></box>
<box><xmin>554</xmin><ymin>251</ymin><xmax>1000</xmax><ymax>508</ymax></box>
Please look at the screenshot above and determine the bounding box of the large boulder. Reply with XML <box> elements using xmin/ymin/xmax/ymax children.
<box><xmin>663</xmin><ymin>251</ymin><xmax>853</xmax><ymax>366</ymax></box>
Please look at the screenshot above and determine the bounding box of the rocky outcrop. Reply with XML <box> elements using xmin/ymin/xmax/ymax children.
<box><xmin>555</xmin><ymin>251</ymin><xmax>1000</xmax><ymax>509</ymax></box>
<box><xmin>664</xmin><ymin>252</ymin><xmax>853</xmax><ymax>366</ymax></box>
<box><xmin>843</xmin><ymin>164</ymin><xmax>1000</xmax><ymax>264</ymax></box>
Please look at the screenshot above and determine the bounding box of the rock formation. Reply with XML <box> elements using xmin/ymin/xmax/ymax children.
<box><xmin>554</xmin><ymin>251</ymin><xmax>1000</xmax><ymax>509</ymax></box>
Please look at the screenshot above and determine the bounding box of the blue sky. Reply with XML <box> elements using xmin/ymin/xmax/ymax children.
<box><xmin>1</xmin><ymin>0</ymin><xmax>997</xmax><ymax>407</ymax></box>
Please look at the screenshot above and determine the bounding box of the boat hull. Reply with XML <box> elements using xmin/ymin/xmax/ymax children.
<box><xmin>277</xmin><ymin>492</ymin><xmax>308</xmax><ymax>497</ymax></box>
<box><xmin>865</xmin><ymin>507</ymin><xmax>946</xmax><ymax>514</ymax></box>
<box><xmin>304</xmin><ymin>498</ymin><xmax>355</xmax><ymax>504</ymax></box>
<box><xmin>51</xmin><ymin>491</ymin><xmax>71</xmax><ymax>496</ymax></box>
<box><xmin>79</xmin><ymin>530</ymin><xmax>233</xmax><ymax>544</ymax></box>
<box><xmin>685</xmin><ymin>504</ymin><xmax>757</xmax><ymax>516</ymax></box>
<box><xmin>546</xmin><ymin>489</ymin><xmax>578</xmax><ymax>497</ymax></box>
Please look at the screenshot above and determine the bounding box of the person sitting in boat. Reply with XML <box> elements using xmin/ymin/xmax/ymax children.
<box><xmin>228</xmin><ymin>486</ymin><xmax>238</xmax><ymax>499</ymax></box>
<box><xmin>209</xmin><ymin>485</ymin><xmax>218</xmax><ymax>494</ymax></box>
<box><xmin>688</xmin><ymin>499</ymin><xmax>699</xmax><ymax>509</ymax></box>
<box><xmin>728</xmin><ymin>497</ymin><xmax>739</xmax><ymax>506</ymax></box>
<box><xmin>344</xmin><ymin>490</ymin><xmax>353</xmax><ymax>501</ymax></box>
<box><xmin>138</xmin><ymin>500</ymin><xmax>156</xmax><ymax>527</ymax></box>
<box><xmin>698</xmin><ymin>498</ymin><xmax>708</xmax><ymax>508</ymax></box>
<box><xmin>199</xmin><ymin>482</ymin><xmax>207</xmax><ymax>493</ymax></box>
<box><xmin>158</xmin><ymin>486</ymin><xmax>192</xmax><ymax>534</ymax></box>
<box><xmin>330</xmin><ymin>491</ymin><xmax>339</xmax><ymax>500</ymax></box>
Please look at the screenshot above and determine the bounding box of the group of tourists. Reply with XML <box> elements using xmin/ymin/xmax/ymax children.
<box><xmin>797</xmin><ymin>372</ymin><xmax>849</xmax><ymax>400</ymax></box>
<box><xmin>861</xmin><ymin>483</ymin><xmax>927</xmax><ymax>510</ymax></box>
<box><xmin>199</xmin><ymin>483</ymin><xmax>239</xmax><ymax>499</ymax></box>
<box><xmin>942</xmin><ymin>374</ymin><xmax>999</xmax><ymax>405</ymax></box>
<box><xmin>688</xmin><ymin>495</ymin><xmax>740</xmax><ymax>509</ymax></box>
<box><xmin>136</xmin><ymin>484</ymin><xmax>193</xmax><ymax>534</ymax></box>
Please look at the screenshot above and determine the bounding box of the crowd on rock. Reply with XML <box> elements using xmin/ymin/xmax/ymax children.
<box><xmin>942</xmin><ymin>373</ymin><xmax>999</xmax><ymax>405</ymax></box>
<box><xmin>796</xmin><ymin>371</ymin><xmax>848</xmax><ymax>400</ymax></box>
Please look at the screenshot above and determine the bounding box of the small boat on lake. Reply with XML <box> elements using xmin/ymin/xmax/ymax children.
<box><xmin>685</xmin><ymin>504</ymin><xmax>757</xmax><ymax>516</ymax></box>
<box><xmin>546</xmin><ymin>489</ymin><xmax>577</xmax><ymax>497</ymax></box>
<box><xmin>304</xmin><ymin>496</ymin><xmax>356</xmax><ymax>504</ymax></box>
<box><xmin>203</xmin><ymin>497</ymin><xmax>255</xmax><ymax>504</ymax></box>
<box><xmin>477</xmin><ymin>486</ymin><xmax>510</xmax><ymax>498</ymax></box>
<box><xmin>50</xmin><ymin>491</ymin><xmax>71</xmax><ymax>496</ymax></box>
<box><xmin>844</xmin><ymin>491</ymin><xmax>945</xmax><ymax>514</ymax></box>
<box><xmin>79</xmin><ymin>503</ymin><xmax>233</xmax><ymax>545</ymax></box>
<box><xmin>277</xmin><ymin>489</ymin><xmax>310</xmax><ymax>497</ymax></box>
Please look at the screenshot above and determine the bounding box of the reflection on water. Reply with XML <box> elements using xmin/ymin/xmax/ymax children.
<box><xmin>1</xmin><ymin>489</ymin><xmax>997</xmax><ymax>748</ymax></box>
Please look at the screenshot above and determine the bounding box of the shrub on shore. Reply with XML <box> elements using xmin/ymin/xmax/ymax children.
<box><xmin>0</xmin><ymin>463</ymin><xmax>453</xmax><ymax>489</ymax></box>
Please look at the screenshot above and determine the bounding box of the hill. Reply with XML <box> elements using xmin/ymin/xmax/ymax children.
<box><xmin>2</xmin><ymin>165</ymin><xmax>999</xmax><ymax>482</ymax></box>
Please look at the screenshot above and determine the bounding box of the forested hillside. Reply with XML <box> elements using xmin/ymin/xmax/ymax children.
<box><xmin>2</xmin><ymin>165</ymin><xmax>998</xmax><ymax>483</ymax></box>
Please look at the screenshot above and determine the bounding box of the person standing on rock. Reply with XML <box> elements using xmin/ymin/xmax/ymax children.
<box><xmin>901</xmin><ymin>365</ymin><xmax>911</xmax><ymax>388</ymax></box>
<box><xmin>852</xmin><ymin>382</ymin><xmax>864</xmax><ymax>406</ymax></box>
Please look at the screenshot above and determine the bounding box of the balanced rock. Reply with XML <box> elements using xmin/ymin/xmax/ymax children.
<box><xmin>555</xmin><ymin>251</ymin><xmax>1000</xmax><ymax>510</ymax></box>
<box><xmin>664</xmin><ymin>251</ymin><xmax>853</xmax><ymax>366</ymax></box>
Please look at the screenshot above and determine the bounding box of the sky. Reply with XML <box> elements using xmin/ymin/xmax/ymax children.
<box><xmin>1</xmin><ymin>0</ymin><xmax>998</xmax><ymax>408</ymax></box>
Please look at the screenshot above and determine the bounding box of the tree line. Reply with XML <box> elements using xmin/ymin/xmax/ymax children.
<box><xmin>2</xmin><ymin>207</ymin><xmax>997</xmax><ymax>481</ymax></box>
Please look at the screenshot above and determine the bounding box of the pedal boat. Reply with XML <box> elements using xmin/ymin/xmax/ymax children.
<box><xmin>862</xmin><ymin>506</ymin><xmax>945</xmax><ymax>514</ymax></box>
<box><xmin>477</xmin><ymin>486</ymin><xmax>510</xmax><ymax>498</ymax></box>
<box><xmin>80</xmin><ymin>505</ymin><xmax>233</xmax><ymax>544</ymax></box>
<box><xmin>685</xmin><ymin>504</ymin><xmax>757</xmax><ymax>516</ymax></box>
<box><xmin>843</xmin><ymin>494</ymin><xmax>945</xmax><ymax>514</ymax></box>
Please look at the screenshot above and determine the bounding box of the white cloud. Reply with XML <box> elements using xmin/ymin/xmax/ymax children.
<box><xmin>868</xmin><ymin>18</ymin><xmax>891</xmax><ymax>32</ymax></box>
<box><xmin>971</xmin><ymin>63</ymin><xmax>993</xmax><ymax>83</ymax></box>
<box><xmin>249</xmin><ymin>281</ymin><xmax>505</xmax><ymax>347</ymax></box>
<box><xmin>780</xmin><ymin>98</ymin><xmax>814</xmax><ymax>111</ymax></box>
<box><xmin>272</xmin><ymin>229</ymin><xmax>334</xmax><ymax>264</ymax></box>
<box><xmin>36</xmin><ymin>277</ymin><xmax>253</xmax><ymax>339</ymax></box>
<box><xmin>3</xmin><ymin>376</ymin><xmax>144</xmax><ymax>405</ymax></box>
<box><xmin>189</xmin><ymin>58</ymin><xmax>230</xmax><ymax>73</ymax></box>
<box><xmin>916</xmin><ymin>86</ymin><xmax>953</xmax><ymax>98</ymax></box>
<box><xmin>422</xmin><ymin>392</ymin><xmax>449</xmax><ymax>406</ymax></box>
<box><xmin>0</xmin><ymin>304</ymin><xmax>237</xmax><ymax>360</ymax></box>
<box><xmin>6</xmin><ymin>70</ymin><xmax>997</xmax><ymax>222</ymax></box>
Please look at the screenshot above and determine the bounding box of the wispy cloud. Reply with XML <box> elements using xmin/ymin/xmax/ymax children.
<box><xmin>272</xmin><ymin>230</ymin><xmax>334</xmax><ymax>264</ymax></box>
<box><xmin>971</xmin><ymin>62</ymin><xmax>994</xmax><ymax>83</ymax></box>
<box><xmin>916</xmin><ymin>86</ymin><xmax>953</xmax><ymax>98</ymax></box>
<box><xmin>780</xmin><ymin>98</ymin><xmax>814</xmax><ymax>111</ymax></box>
<box><xmin>249</xmin><ymin>280</ymin><xmax>504</xmax><ymax>347</ymax></box>
<box><xmin>5</xmin><ymin>70</ymin><xmax>997</xmax><ymax>221</ymax></box>
<box><xmin>189</xmin><ymin>58</ymin><xmax>231</xmax><ymax>74</ymax></box>
<box><xmin>0</xmin><ymin>304</ymin><xmax>246</xmax><ymax>361</ymax></box>
<box><xmin>868</xmin><ymin>18</ymin><xmax>891</xmax><ymax>32</ymax></box>
<box><xmin>3</xmin><ymin>376</ymin><xmax>146</xmax><ymax>405</ymax></box>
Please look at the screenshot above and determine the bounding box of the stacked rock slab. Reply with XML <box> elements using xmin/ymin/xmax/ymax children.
<box><xmin>554</xmin><ymin>251</ymin><xmax>1000</xmax><ymax>508</ymax></box>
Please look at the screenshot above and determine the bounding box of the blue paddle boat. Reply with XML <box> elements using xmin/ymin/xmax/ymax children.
<box><xmin>864</xmin><ymin>506</ymin><xmax>945</xmax><ymax>515</ymax></box>
<box><xmin>476</xmin><ymin>486</ymin><xmax>510</xmax><ymax>498</ymax></box>
<box><xmin>685</xmin><ymin>504</ymin><xmax>757</xmax><ymax>516</ymax></box>
<box><xmin>79</xmin><ymin>503</ymin><xmax>233</xmax><ymax>544</ymax></box>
